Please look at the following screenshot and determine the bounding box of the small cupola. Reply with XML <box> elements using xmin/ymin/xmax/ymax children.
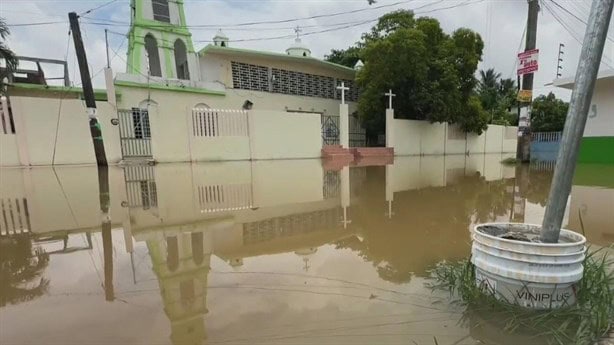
<box><xmin>354</xmin><ymin>59</ymin><xmax>364</xmax><ymax>70</ymax></box>
<box><xmin>213</xmin><ymin>29</ymin><xmax>229</xmax><ymax>47</ymax></box>
<box><xmin>286</xmin><ymin>26</ymin><xmax>311</xmax><ymax>57</ymax></box>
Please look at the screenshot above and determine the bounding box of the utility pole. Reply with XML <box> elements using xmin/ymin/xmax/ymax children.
<box><xmin>68</xmin><ymin>12</ymin><xmax>108</xmax><ymax>166</ymax></box>
<box><xmin>556</xmin><ymin>43</ymin><xmax>565</xmax><ymax>78</ymax></box>
<box><xmin>540</xmin><ymin>0</ymin><xmax>614</xmax><ymax>243</ymax></box>
<box><xmin>516</xmin><ymin>0</ymin><xmax>540</xmax><ymax>162</ymax></box>
<box><xmin>69</xmin><ymin>12</ymin><xmax>114</xmax><ymax>298</ymax></box>
<box><xmin>105</xmin><ymin>29</ymin><xmax>110</xmax><ymax>68</ymax></box>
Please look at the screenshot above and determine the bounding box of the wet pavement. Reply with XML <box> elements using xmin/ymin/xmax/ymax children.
<box><xmin>0</xmin><ymin>155</ymin><xmax>612</xmax><ymax>345</ymax></box>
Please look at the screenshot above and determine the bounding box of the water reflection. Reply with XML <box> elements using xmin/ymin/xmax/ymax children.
<box><xmin>0</xmin><ymin>155</ymin><xmax>611</xmax><ymax>345</ymax></box>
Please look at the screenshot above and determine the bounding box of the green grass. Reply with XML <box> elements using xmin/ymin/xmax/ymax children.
<box><xmin>427</xmin><ymin>247</ymin><xmax>613</xmax><ymax>345</ymax></box>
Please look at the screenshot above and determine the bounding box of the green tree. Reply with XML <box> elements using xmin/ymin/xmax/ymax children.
<box><xmin>530</xmin><ymin>92</ymin><xmax>569</xmax><ymax>132</ymax></box>
<box><xmin>334</xmin><ymin>10</ymin><xmax>487</xmax><ymax>138</ymax></box>
<box><xmin>476</xmin><ymin>69</ymin><xmax>518</xmax><ymax>126</ymax></box>
<box><xmin>0</xmin><ymin>18</ymin><xmax>18</xmax><ymax>93</ymax></box>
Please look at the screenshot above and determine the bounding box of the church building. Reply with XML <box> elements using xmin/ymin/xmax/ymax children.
<box><xmin>115</xmin><ymin>0</ymin><xmax>361</xmax><ymax>116</ymax></box>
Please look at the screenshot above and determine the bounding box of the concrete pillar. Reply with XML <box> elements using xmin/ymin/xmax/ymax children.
<box><xmin>385</xmin><ymin>164</ymin><xmax>394</xmax><ymax>219</ymax></box>
<box><xmin>340</xmin><ymin>166</ymin><xmax>351</xmax><ymax>228</ymax></box>
<box><xmin>386</xmin><ymin>108</ymin><xmax>394</xmax><ymax>148</ymax></box>
<box><xmin>104</xmin><ymin>68</ymin><xmax>117</xmax><ymax>108</ymax></box>
<box><xmin>339</xmin><ymin>104</ymin><xmax>349</xmax><ymax>149</ymax></box>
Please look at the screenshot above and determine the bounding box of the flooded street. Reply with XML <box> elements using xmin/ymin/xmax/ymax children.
<box><xmin>0</xmin><ymin>155</ymin><xmax>612</xmax><ymax>345</ymax></box>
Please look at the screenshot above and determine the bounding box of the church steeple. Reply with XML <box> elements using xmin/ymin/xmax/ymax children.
<box><xmin>127</xmin><ymin>0</ymin><xmax>197</xmax><ymax>81</ymax></box>
<box><xmin>286</xmin><ymin>26</ymin><xmax>311</xmax><ymax>57</ymax></box>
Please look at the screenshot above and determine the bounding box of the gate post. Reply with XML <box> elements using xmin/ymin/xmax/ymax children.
<box><xmin>385</xmin><ymin>90</ymin><xmax>396</xmax><ymax>149</ymax></box>
<box><xmin>337</xmin><ymin>82</ymin><xmax>350</xmax><ymax>149</ymax></box>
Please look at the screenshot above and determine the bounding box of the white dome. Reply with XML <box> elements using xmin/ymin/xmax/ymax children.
<box><xmin>213</xmin><ymin>29</ymin><xmax>229</xmax><ymax>47</ymax></box>
<box><xmin>286</xmin><ymin>38</ymin><xmax>311</xmax><ymax>57</ymax></box>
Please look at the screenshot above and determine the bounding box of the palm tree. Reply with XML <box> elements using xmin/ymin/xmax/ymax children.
<box><xmin>478</xmin><ymin>68</ymin><xmax>501</xmax><ymax>91</ymax></box>
<box><xmin>1</xmin><ymin>17</ymin><xmax>18</xmax><ymax>92</ymax></box>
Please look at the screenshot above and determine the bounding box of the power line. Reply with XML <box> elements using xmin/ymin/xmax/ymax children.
<box><xmin>79</xmin><ymin>0</ymin><xmax>120</xmax><ymax>16</ymax></box>
<box><xmin>541</xmin><ymin>0</ymin><xmax>614</xmax><ymax>70</ymax></box>
<box><xmin>548</xmin><ymin>0</ymin><xmax>614</xmax><ymax>42</ymax></box>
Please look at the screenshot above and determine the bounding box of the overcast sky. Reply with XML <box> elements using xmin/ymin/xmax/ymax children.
<box><xmin>3</xmin><ymin>0</ymin><xmax>613</xmax><ymax>100</ymax></box>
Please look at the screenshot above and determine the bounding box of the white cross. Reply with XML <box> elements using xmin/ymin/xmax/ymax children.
<box><xmin>294</xmin><ymin>26</ymin><xmax>302</xmax><ymax>40</ymax></box>
<box><xmin>385</xmin><ymin>89</ymin><xmax>396</xmax><ymax>109</ymax></box>
<box><xmin>337</xmin><ymin>82</ymin><xmax>350</xmax><ymax>105</ymax></box>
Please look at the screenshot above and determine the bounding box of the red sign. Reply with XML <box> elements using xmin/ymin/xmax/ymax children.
<box><xmin>517</xmin><ymin>49</ymin><xmax>539</xmax><ymax>75</ymax></box>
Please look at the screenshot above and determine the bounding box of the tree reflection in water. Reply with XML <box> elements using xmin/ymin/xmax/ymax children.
<box><xmin>337</xmin><ymin>169</ymin><xmax>515</xmax><ymax>284</ymax></box>
<box><xmin>0</xmin><ymin>234</ymin><xmax>49</xmax><ymax>306</ymax></box>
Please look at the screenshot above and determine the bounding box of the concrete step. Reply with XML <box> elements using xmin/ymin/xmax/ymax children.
<box><xmin>353</xmin><ymin>147</ymin><xmax>394</xmax><ymax>157</ymax></box>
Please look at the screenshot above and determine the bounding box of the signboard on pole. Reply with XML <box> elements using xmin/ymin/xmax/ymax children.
<box><xmin>517</xmin><ymin>49</ymin><xmax>539</xmax><ymax>75</ymax></box>
<box><xmin>517</xmin><ymin>89</ymin><xmax>533</xmax><ymax>102</ymax></box>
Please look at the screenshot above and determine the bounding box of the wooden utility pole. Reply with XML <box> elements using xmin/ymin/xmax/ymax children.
<box><xmin>541</xmin><ymin>0</ymin><xmax>614</xmax><ymax>242</ymax></box>
<box><xmin>68</xmin><ymin>12</ymin><xmax>108</xmax><ymax>166</ymax></box>
<box><xmin>516</xmin><ymin>0</ymin><xmax>539</xmax><ymax>162</ymax></box>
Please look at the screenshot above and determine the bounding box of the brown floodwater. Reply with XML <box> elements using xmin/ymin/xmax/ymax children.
<box><xmin>0</xmin><ymin>155</ymin><xmax>612</xmax><ymax>345</ymax></box>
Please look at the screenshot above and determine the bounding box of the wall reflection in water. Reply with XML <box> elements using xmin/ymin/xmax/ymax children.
<box><xmin>0</xmin><ymin>154</ymin><xmax>611</xmax><ymax>345</ymax></box>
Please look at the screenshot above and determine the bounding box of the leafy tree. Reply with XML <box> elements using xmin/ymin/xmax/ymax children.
<box><xmin>0</xmin><ymin>18</ymin><xmax>18</xmax><ymax>93</ymax></box>
<box><xmin>476</xmin><ymin>68</ymin><xmax>518</xmax><ymax>126</ymax></box>
<box><xmin>530</xmin><ymin>92</ymin><xmax>568</xmax><ymax>132</ymax></box>
<box><xmin>324</xmin><ymin>46</ymin><xmax>362</xmax><ymax>68</ymax></box>
<box><xmin>331</xmin><ymin>10</ymin><xmax>487</xmax><ymax>138</ymax></box>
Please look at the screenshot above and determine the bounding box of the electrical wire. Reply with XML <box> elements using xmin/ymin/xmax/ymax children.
<box><xmin>541</xmin><ymin>0</ymin><xmax>614</xmax><ymax>70</ymax></box>
<box><xmin>548</xmin><ymin>0</ymin><xmax>614</xmax><ymax>43</ymax></box>
<box><xmin>79</xmin><ymin>0</ymin><xmax>120</xmax><ymax>16</ymax></box>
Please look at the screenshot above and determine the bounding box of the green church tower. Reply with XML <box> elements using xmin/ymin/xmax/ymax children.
<box><xmin>127</xmin><ymin>0</ymin><xmax>196</xmax><ymax>80</ymax></box>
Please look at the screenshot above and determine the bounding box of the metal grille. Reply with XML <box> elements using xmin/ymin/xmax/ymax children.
<box><xmin>191</xmin><ymin>108</ymin><xmax>248</xmax><ymax>137</ymax></box>
<box><xmin>0</xmin><ymin>96</ymin><xmax>16</xmax><ymax>134</ymax></box>
<box><xmin>323</xmin><ymin>170</ymin><xmax>340</xmax><ymax>199</ymax></box>
<box><xmin>118</xmin><ymin>108</ymin><xmax>153</xmax><ymax>158</ymax></box>
<box><xmin>531</xmin><ymin>131</ymin><xmax>562</xmax><ymax>142</ymax></box>
<box><xmin>124</xmin><ymin>165</ymin><xmax>158</xmax><ymax>209</ymax></box>
<box><xmin>0</xmin><ymin>198</ymin><xmax>31</xmax><ymax>236</ymax></box>
<box><xmin>349</xmin><ymin>115</ymin><xmax>366</xmax><ymax>147</ymax></box>
<box><xmin>198</xmin><ymin>183</ymin><xmax>253</xmax><ymax>213</ymax></box>
<box><xmin>322</xmin><ymin>115</ymin><xmax>340</xmax><ymax>145</ymax></box>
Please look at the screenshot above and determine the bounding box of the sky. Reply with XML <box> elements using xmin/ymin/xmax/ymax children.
<box><xmin>2</xmin><ymin>0</ymin><xmax>614</xmax><ymax>100</ymax></box>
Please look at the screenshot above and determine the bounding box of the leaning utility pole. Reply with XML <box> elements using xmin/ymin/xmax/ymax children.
<box><xmin>69</xmin><ymin>12</ymin><xmax>114</xmax><ymax>299</ymax></box>
<box><xmin>516</xmin><ymin>0</ymin><xmax>540</xmax><ymax>162</ymax></box>
<box><xmin>68</xmin><ymin>12</ymin><xmax>108</xmax><ymax>166</ymax></box>
<box><xmin>540</xmin><ymin>0</ymin><xmax>614</xmax><ymax>243</ymax></box>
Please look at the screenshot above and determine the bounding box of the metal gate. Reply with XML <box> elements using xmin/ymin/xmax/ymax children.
<box><xmin>322</xmin><ymin>115</ymin><xmax>340</xmax><ymax>146</ymax></box>
<box><xmin>118</xmin><ymin>108</ymin><xmax>152</xmax><ymax>159</ymax></box>
<box><xmin>321</xmin><ymin>115</ymin><xmax>366</xmax><ymax>147</ymax></box>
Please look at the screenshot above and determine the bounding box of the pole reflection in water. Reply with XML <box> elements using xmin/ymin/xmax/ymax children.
<box><xmin>0</xmin><ymin>155</ymin><xmax>611</xmax><ymax>345</ymax></box>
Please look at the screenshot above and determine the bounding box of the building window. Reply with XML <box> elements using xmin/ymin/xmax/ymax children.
<box><xmin>174</xmin><ymin>39</ymin><xmax>190</xmax><ymax>80</ymax></box>
<box><xmin>144</xmin><ymin>34</ymin><xmax>162</xmax><ymax>77</ymax></box>
<box><xmin>152</xmin><ymin>0</ymin><xmax>170</xmax><ymax>23</ymax></box>
<box><xmin>131</xmin><ymin>108</ymin><xmax>151</xmax><ymax>139</ymax></box>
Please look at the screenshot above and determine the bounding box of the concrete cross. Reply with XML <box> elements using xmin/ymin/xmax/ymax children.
<box><xmin>337</xmin><ymin>82</ymin><xmax>350</xmax><ymax>105</ymax></box>
<box><xmin>385</xmin><ymin>89</ymin><xmax>396</xmax><ymax>109</ymax></box>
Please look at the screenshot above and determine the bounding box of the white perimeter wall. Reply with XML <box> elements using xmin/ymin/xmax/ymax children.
<box><xmin>584</xmin><ymin>78</ymin><xmax>614</xmax><ymax>137</ymax></box>
<box><xmin>6</xmin><ymin>96</ymin><xmax>121</xmax><ymax>166</ymax></box>
<box><xmin>393</xmin><ymin>119</ymin><xmax>517</xmax><ymax>156</ymax></box>
<box><xmin>249</xmin><ymin>110</ymin><xmax>322</xmax><ymax>160</ymax></box>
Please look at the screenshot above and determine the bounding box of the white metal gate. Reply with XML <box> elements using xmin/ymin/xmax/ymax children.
<box><xmin>118</xmin><ymin>108</ymin><xmax>152</xmax><ymax>159</ymax></box>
